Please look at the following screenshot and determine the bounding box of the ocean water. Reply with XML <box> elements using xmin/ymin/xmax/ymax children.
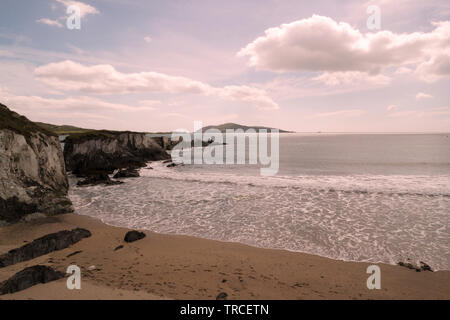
<box><xmin>69</xmin><ymin>133</ymin><xmax>450</xmax><ymax>270</ymax></box>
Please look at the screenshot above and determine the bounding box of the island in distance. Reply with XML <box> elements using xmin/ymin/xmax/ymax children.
<box><xmin>199</xmin><ymin>123</ymin><xmax>294</xmax><ymax>133</ymax></box>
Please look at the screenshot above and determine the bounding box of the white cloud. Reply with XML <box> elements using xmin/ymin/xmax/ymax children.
<box><xmin>1</xmin><ymin>89</ymin><xmax>156</xmax><ymax>114</ymax></box>
<box><xmin>416</xmin><ymin>92</ymin><xmax>433</xmax><ymax>99</ymax></box>
<box><xmin>34</xmin><ymin>60</ymin><xmax>279</xmax><ymax>110</ymax></box>
<box><xmin>238</xmin><ymin>15</ymin><xmax>450</xmax><ymax>82</ymax></box>
<box><xmin>36</xmin><ymin>18</ymin><xmax>63</xmax><ymax>28</ymax></box>
<box><xmin>56</xmin><ymin>0</ymin><xmax>99</xmax><ymax>18</ymax></box>
<box><xmin>313</xmin><ymin>72</ymin><xmax>391</xmax><ymax>86</ymax></box>
<box><xmin>144</xmin><ymin>36</ymin><xmax>152</xmax><ymax>43</ymax></box>
<box><xmin>386</xmin><ymin>104</ymin><xmax>398</xmax><ymax>111</ymax></box>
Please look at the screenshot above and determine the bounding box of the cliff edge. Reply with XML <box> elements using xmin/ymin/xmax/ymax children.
<box><xmin>0</xmin><ymin>103</ymin><xmax>73</xmax><ymax>223</ymax></box>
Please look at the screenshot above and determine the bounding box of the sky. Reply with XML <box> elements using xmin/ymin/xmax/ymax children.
<box><xmin>0</xmin><ymin>0</ymin><xmax>450</xmax><ymax>132</ymax></box>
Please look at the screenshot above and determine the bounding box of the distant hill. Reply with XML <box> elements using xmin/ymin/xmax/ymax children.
<box><xmin>35</xmin><ymin>122</ymin><xmax>92</xmax><ymax>135</ymax></box>
<box><xmin>200</xmin><ymin>122</ymin><xmax>293</xmax><ymax>133</ymax></box>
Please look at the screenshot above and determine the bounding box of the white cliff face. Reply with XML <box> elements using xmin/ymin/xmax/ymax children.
<box><xmin>0</xmin><ymin>129</ymin><xmax>72</xmax><ymax>223</ymax></box>
<box><xmin>64</xmin><ymin>132</ymin><xmax>170</xmax><ymax>174</ymax></box>
<box><xmin>69</xmin><ymin>133</ymin><xmax>163</xmax><ymax>156</ymax></box>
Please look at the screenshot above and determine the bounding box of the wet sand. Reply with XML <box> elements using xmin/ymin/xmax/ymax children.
<box><xmin>1</xmin><ymin>213</ymin><xmax>449</xmax><ymax>300</ymax></box>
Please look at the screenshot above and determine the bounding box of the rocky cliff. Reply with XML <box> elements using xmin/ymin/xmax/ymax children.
<box><xmin>0</xmin><ymin>104</ymin><xmax>73</xmax><ymax>223</ymax></box>
<box><xmin>63</xmin><ymin>131</ymin><xmax>170</xmax><ymax>175</ymax></box>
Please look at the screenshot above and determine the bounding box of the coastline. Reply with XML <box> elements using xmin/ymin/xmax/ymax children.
<box><xmin>1</xmin><ymin>213</ymin><xmax>449</xmax><ymax>300</ymax></box>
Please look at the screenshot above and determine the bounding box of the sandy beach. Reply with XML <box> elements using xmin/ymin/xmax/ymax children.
<box><xmin>1</xmin><ymin>213</ymin><xmax>449</xmax><ymax>300</ymax></box>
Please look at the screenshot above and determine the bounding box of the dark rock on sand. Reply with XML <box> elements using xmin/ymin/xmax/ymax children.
<box><xmin>0</xmin><ymin>265</ymin><xmax>64</xmax><ymax>295</ymax></box>
<box><xmin>124</xmin><ymin>231</ymin><xmax>146</xmax><ymax>243</ymax></box>
<box><xmin>166</xmin><ymin>162</ymin><xmax>177</xmax><ymax>168</ymax></box>
<box><xmin>66</xmin><ymin>250</ymin><xmax>82</xmax><ymax>258</ymax></box>
<box><xmin>0</xmin><ymin>104</ymin><xmax>73</xmax><ymax>223</ymax></box>
<box><xmin>397</xmin><ymin>261</ymin><xmax>434</xmax><ymax>272</ymax></box>
<box><xmin>113</xmin><ymin>168</ymin><xmax>140</xmax><ymax>178</ymax></box>
<box><xmin>419</xmin><ymin>261</ymin><xmax>433</xmax><ymax>272</ymax></box>
<box><xmin>216</xmin><ymin>292</ymin><xmax>228</xmax><ymax>300</ymax></box>
<box><xmin>77</xmin><ymin>173</ymin><xmax>123</xmax><ymax>186</ymax></box>
<box><xmin>0</xmin><ymin>228</ymin><xmax>91</xmax><ymax>268</ymax></box>
<box><xmin>114</xmin><ymin>245</ymin><xmax>124</xmax><ymax>251</ymax></box>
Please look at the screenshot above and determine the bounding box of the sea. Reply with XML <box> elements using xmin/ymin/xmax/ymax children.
<box><xmin>69</xmin><ymin>133</ymin><xmax>450</xmax><ymax>270</ymax></box>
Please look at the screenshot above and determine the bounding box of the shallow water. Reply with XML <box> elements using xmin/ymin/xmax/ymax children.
<box><xmin>70</xmin><ymin>133</ymin><xmax>450</xmax><ymax>270</ymax></box>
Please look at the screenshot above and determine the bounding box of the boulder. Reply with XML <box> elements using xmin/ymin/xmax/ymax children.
<box><xmin>124</xmin><ymin>230</ymin><xmax>146</xmax><ymax>243</ymax></box>
<box><xmin>0</xmin><ymin>228</ymin><xmax>91</xmax><ymax>268</ymax></box>
<box><xmin>0</xmin><ymin>104</ymin><xmax>73</xmax><ymax>223</ymax></box>
<box><xmin>0</xmin><ymin>265</ymin><xmax>64</xmax><ymax>295</ymax></box>
<box><xmin>113</xmin><ymin>168</ymin><xmax>140</xmax><ymax>178</ymax></box>
<box><xmin>76</xmin><ymin>172</ymin><xmax>123</xmax><ymax>186</ymax></box>
<box><xmin>216</xmin><ymin>292</ymin><xmax>228</xmax><ymax>300</ymax></box>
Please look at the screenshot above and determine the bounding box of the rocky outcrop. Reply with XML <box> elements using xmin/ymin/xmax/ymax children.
<box><xmin>397</xmin><ymin>261</ymin><xmax>433</xmax><ymax>272</ymax></box>
<box><xmin>63</xmin><ymin>131</ymin><xmax>170</xmax><ymax>175</ymax></box>
<box><xmin>113</xmin><ymin>168</ymin><xmax>140</xmax><ymax>178</ymax></box>
<box><xmin>124</xmin><ymin>230</ymin><xmax>146</xmax><ymax>243</ymax></box>
<box><xmin>0</xmin><ymin>104</ymin><xmax>73</xmax><ymax>223</ymax></box>
<box><xmin>76</xmin><ymin>172</ymin><xmax>123</xmax><ymax>186</ymax></box>
<box><xmin>0</xmin><ymin>265</ymin><xmax>64</xmax><ymax>295</ymax></box>
<box><xmin>0</xmin><ymin>228</ymin><xmax>91</xmax><ymax>268</ymax></box>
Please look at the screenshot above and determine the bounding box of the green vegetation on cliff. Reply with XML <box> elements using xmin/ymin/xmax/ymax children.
<box><xmin>0</xmin><ymin>103</ymin><xmax>55</xmax><ymax>138</ymax></box>
<box><xmin>35</xmin><ymin>122</ymin><xmax>92</xmax><ymax>135</ymax></box>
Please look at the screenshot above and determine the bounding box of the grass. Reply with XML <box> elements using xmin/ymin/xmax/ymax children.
<box><xmin>0</xmin><ymin>103</ymin><xmax>56</xmax><ymax>139</ymax></box>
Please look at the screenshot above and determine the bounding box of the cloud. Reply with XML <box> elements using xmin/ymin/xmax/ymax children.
<box><xmin>386</xmin><ymin>104</ymin><xmax>398</xmax><ymax>111</ymax></box>
<box><xmin>1</xmin><ymin>88</ymin><xmax>156</xmax><ymax>114</ymax></box>
<box><xmin>144</xmin><ymin>36</ymin><xmax>152</xmax><ymax>43</ymax></box>
<box><xmin>416</xmin><ymin>92</ymin><xmax>433</xmax><ymax>99</ymax></box>
<box><xmin>34</xmin><ymin>60</ymin><xmax>279</xmax><ymax>110</ymax></box>
<box><xmin>56</xmin><ymin>0</ymin><xmax>99</xmax><ymax>18</ymax></box>
<box><xmin>313</xmin><ymin>72</ymin><xmax>391</xmax><ymax>86</ymax></box>
<box><xmin>310</xmin><ymin>109</ymin><xmax>363</xmax><ymax>118</ymax></box>
<box><xmin>238</xmin><ymin>15</ymin><xmax>450</xmax><ymax>82</ymax></box>
<box><xmin>36</xmin><ymin>18</ymin><xmax>63</xmax><ymax>28</ymax></box>
<box><xmin>394</xmin><ymin>67</ymin><xmax>413</xmax><ymax>75</ymax></box>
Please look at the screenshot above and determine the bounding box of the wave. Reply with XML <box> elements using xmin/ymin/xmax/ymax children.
<box><xmin>140</xmin><ymin>161</ymin><xmax>450</xmax><ymax>197</ymax></box>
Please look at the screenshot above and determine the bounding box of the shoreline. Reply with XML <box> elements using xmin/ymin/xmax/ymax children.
<box><xmin>1</xmin><ymin>213</ymin><xmax>449</xmax><ymax>300</ymax></box>
<box><xmin>71</xmin><ymin>211</ymin><xmax>445</xmax><ymax>272</ymax></box>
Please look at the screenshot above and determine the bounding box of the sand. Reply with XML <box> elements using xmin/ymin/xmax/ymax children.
<box><xmin>0</xmin><ymin>213</ymin><xmax>449</xmax><ymax>300</ymax></box>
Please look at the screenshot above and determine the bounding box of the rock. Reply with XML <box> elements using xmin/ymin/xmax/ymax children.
<box><xmin>216</xmin><ymin>292</ymin><xmax>228</xmax><ymax>300</ymax></box>
<box><xmin>114</xmin><ymin>245</ymin><xmax>124</xmax><ymax>251</ymax></box>
<box><xmin>0</xmin><ymin>104</ymin><xmax>73</xmax><ymax>223</ymax></box>
<box><xmin>63</xmin><ymin>131</ymin><xmax>170</xmax><ymax>175</ymax></box>
<box><xmin>397</xmin><ymin>261</ymin><xmax>434</xmax><ymax>272</ymax></box>
<box><xmin>77</xmin><ymin>173</ymin><xmax>123</xmax><ymax>186</ymax></box>
<box><xmin>124</xmin><ymin>230</ymin><xmax>146</xmax><ymax>243</ymax></box>
<box><xmin>113</xmin><ymin>168</ymin><xmax>140</xmax><ymax>178</ymax></box>
<box><xmin>0</xmin><ymin>228</ymin><xmax>91</xmax><ymax>268</ymax></box>
<box><xmin>0</xmin><ymin>265</ymin><xmax>64</xmax><ymax>295</ymax></box>
<box><xmin>419</xmin><ymin>261</ymin><xmax>433</xmax><ymax>272</ymax></box>
<box><xmin>66</xmin><ymin>250</ymin><xmax>82</xmax><ymax>258</ymax></box>
<box><xmin>87</xmin><ymin>265</ymin><xmax>97</xmax><ymax>271</ymax></box>
<box><xmin>21</xmin><ymin>212</ymin><xmax>47</xmax><ymax>222</ymax></box>
<box><xmin>166</xmin><ymin>162</ymin><xmax>177</xmax><ymax>168</ymax></box>
<box><xmin>162</xmin><ymin>159</ymin><xmax>172</xmax><ymax>164</ymax></box>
